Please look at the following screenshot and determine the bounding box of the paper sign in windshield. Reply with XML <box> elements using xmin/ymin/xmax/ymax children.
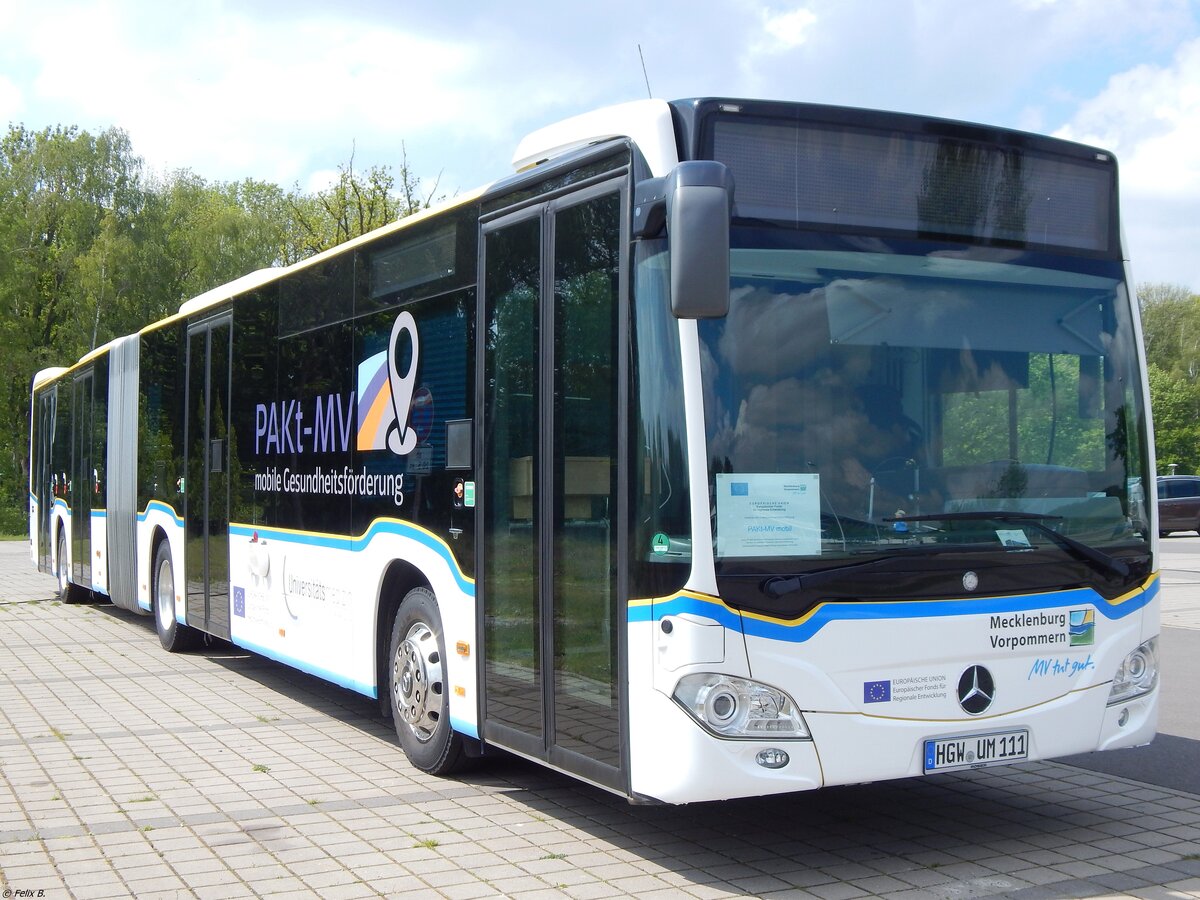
<box><xmin>716</xmin><ymin>473</ymin><xmax>821</xmax><ymax>558</ymax></box>
<box><xmin>996</xmin><ymin>529</ymin><xmax>1031</xmax><ymax>548</ymax></box>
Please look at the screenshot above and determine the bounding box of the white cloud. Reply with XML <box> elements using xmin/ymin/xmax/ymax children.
<box><xmin>303</xmin><ymin>168</ymin><xmax>342</xmax><ymax>195</ymax></box>
<box><xmin>730</xmin><ymin>0</ymin><xmax>1193</xmax><ymax>124</ymax></box>
<box><xmin>1056</xmin><ymin>38</ymin><xmax>1200</xmax><ymax>196</ymax></box>
<box><xmin>0</xmin><ymin>75</ymin><xmax>21</xmax><ymax>122</ymax></box>
<box><xmin>757</xmin><ymin>6</ymin><xmax>818</xmax><ymax>53</ymax></box>
<box><xmin>3</xmin><ymin>0</ymin><xmax>1199</xmax><ymax>291</ymax></box>
<box><xmin>1056</xmin><ymin>37</ymin><xmax>1200</xmax><ymax>289</ymax></box>
<box><xmin>11</xmin><ymin>1</ymin><xmax>482</xmax><ymax>186</ymax></box>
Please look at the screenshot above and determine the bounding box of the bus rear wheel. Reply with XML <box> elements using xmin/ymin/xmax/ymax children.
<box><xmin>55</xmin><ymin>529</ymin><xmax>75</xmax><ymax>602</ymax></box>
<box><xmin>153</xmin><ymin>540</ymin><xmax>202</xmax><ymax>652</ymax></box>
<box><xmin>388</xmin><ymin>587</ymin><xmax>468</xmax><ymax>775</ymax></box>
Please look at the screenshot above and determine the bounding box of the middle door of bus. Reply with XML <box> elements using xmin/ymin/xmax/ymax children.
<box><xmin>71</xmin><ymin>370</ymin><xmax>94</xmax><ymax>590</ymax></box>
<box><xmin>184</xmin><ymin>316</ymin><xmax>233</xmax><ymax>640</ymax></box>
<box><xmin>479</xmin><ymin>176</ymin><xmax>628</xmax><ymax>792</ymax></box>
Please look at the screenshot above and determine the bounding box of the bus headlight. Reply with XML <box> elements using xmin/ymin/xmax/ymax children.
<box><xmin>1108</xmin><ymin>638</ymin><xmax>1159</xmax><ymax>705</ymax></box>
<box><xmin>673</xmin><ymin>674</ymin><xmax>810</xmax><ymax>739</ymax></box>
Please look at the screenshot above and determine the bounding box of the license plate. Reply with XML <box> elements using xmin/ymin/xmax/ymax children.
<box><xmin>924</xmin><ymin>729</ymin><xmax>1028</xmax><ymax>773</ymax></box>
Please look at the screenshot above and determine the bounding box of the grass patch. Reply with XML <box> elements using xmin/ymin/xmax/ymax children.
<box><xmin>413</xmin><ymin>838</ymin><xmax>439</xmax><ymax>850</ymax></box>
<box><xmin>251</xmin><ymin>763</ymin><xmax>270</xmax><ymax>774</ymax></box>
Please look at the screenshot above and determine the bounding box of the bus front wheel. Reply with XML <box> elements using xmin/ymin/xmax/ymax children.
<box><xmin>152</xmin><ymin>540</ymin><xmax>202</xmax><ymax>652</ymax></box>
<box><xmin>388</xmin><ymin>587</ymin><xmax>468</xmax><ymax>775</ymax></box>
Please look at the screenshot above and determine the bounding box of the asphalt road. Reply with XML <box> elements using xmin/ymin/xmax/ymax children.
<box><xmin>1059</xmin><ymin>535</ymin><xmax>1200</xmax><ymax>793</ymax></box>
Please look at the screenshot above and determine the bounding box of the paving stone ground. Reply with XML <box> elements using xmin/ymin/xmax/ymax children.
<box><xmin>1</xmin><ymin>539</ymin><xmax>1198</xmax><ymax>899</ymax></box>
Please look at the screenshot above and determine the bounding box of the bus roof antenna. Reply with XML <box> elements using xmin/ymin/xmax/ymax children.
<box><xmin>638</xmin><ymin>44</ymin><xmax>653</xmax><ymax>98</ymax></box>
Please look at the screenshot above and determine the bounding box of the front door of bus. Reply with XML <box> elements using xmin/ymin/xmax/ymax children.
<box><xmin>185</xmin><ymin>317</ymin><xmax>232</xmax><ymax>640</ymax></box>
<box><xmin>479</xmin><ymin>179</ymin><xmax>626</xmax><ymax>791</ymax></box>
<box><xmin>36</xmin><ymin>390</ymin><xmax>55</xmax><ymax>573</ymax></box>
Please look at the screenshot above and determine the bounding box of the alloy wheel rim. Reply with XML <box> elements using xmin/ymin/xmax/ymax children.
<box><xmin>156</xmin><ymin>557</ymin><xmax>174</xmax><ymax>631</ymax></box>
<box><xmin>393</xmin><ymin>622</ymin><xmax>444</xmax><ymax>743</ymax></box>
<box><xmin>58</xmin><ymin>544</ymin><xmax>68</xmax><ymax>594</ymax></box>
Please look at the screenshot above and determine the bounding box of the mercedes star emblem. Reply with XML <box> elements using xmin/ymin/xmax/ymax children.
<box><xmin>957</xmin><ymin>665</ymin><xmax>995</xmax><ymax>715</ymax></box>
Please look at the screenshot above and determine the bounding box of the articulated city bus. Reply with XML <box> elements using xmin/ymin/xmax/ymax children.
<box><xmin>29</xmin><ymin>98</ymin><xmax>1160</xmax><ymax>803</ymax></box>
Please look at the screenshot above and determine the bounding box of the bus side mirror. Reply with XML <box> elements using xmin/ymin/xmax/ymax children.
<box><xmin>634</xmin><ymin>161</ymin><xmax>734</xmax><ymax>319</ymax></box>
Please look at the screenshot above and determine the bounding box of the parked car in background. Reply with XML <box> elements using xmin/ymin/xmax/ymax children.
<box><xmin>1157</xmin><ymin>474</ymin><xmax>1200</xmax><ymax>536</ymax></box>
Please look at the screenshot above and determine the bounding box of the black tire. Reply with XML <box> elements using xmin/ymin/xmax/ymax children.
<box><xmin>152</xmin><ymin>540</ymin><xmax>202</xmax><ymax>652</ymax></box>
<box><xmin>388</xmin><ymin>587</ymin><xmax>469</xmax><ymax>775</ymax></box>
<box><xmin>55</xmin><ymin>529</ymin><xmax>76</xmax><ymax>602</ymax></box>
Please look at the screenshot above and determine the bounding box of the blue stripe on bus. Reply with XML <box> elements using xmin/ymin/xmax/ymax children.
<box><xmin>137</xmin><ymin>500</ymin><xmax>184</xmax><ymax>528</ymax></box>
<box><xmin>227</xmin><ymin>519</ymin><xmax>475</xmax><ymax>596</ymax></box>
<box><xmin>46</xmin><ymin>503</ymin><xmax>107</xmax><ymax>519</ymax></box>
<box><xmin>629</xmin><ymin>576</ymin><xmax>1158</xmax><ymax>644</ymax></box>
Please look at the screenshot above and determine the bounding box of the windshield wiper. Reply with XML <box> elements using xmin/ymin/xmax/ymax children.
<box><xmin>762</xmin><ymin>554</ymin><xmax>916</xmax><ymax>599</ymax></box>
<box><xmin>887</xmin><ymin>511</ymin><xmax>1130</xmax><ymax>580</ymax></box>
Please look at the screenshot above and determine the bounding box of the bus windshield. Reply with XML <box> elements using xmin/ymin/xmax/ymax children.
<box><xmin>697</xmin><ymin>237</ymin><xmax>1151</xmax><ymax>577</ymax></box>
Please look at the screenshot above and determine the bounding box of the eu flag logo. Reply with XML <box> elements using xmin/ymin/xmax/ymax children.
<box><xmin>234</xmin><ymin>587</ymin><xmax>246</xmax><ymax>618</ymax></box>
<box><xmin>864</xmin><ymin>680</ymin><xmax>891</xmax><ymax>703</ymax></box>
<box><xmin>731</xmin><ymin>482</ymin><xmax>749</xmax><ymax>496</ymax></box>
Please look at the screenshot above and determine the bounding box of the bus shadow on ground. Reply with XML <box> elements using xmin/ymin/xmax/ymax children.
<box><xmin>494</xmin><ymin>765</ymin><xmax>1200</xmax><ymax>896</ymax></box>
<box><xmin>87</xmin><ymin>598</ymin><xmax>1199</xmax><ymax>896</ymax></box>
<box><xmin>94</xmin><ymin>598</ymin><xmax>396</xmax><ymax>738</ymax></box>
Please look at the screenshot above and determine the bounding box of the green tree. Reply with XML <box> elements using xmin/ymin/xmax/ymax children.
<box><xmin>287</xmin><ymin>144</ymin><xmax>441</xmax><ymax>256</ymax></box>
<box><xmin>0</xmin><ymin>124</ymin><xmax>145</xmax><ymax>530</ymax></box>
<box><xmin>1147</xmin><ymin>364</ymin><xmax>1200</xmax><ymax>475</ymax></box>
<box><xmin>1139</xmin><ymin>282</ymin><xmax>1200</xmax><ymax>473</ymax></box>
<box><xmin>0</xmin><ymin>123</ymin><xmax>435</xmax><ymax>532</ymax></box>
<box><xmin>1138</xmin><ymin>282</ymin><xmax>1200</xmax><ymax>380</ymax></box>
<box><xmin>114</xmin><ymin>171</ymin><xmax>293</xmax><ymax>323</ymax></box>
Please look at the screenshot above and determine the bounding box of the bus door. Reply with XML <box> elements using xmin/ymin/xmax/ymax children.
<box><xmin>184</xmin><ymin>317</ymin><xmax>232</xmax><ymax>640</ymax></box>
<box><xmin>479</xmin><ymin>178</ymin><xmax>627</xmax><ymax>791</ymax></box>
<box><xmin>35</xmin><ymin>389</ymin><xmax>56</xmax><ymax>573</ymax></box>
<box><xmin>71</xmin><ymin>370</ymin><xmax>94</xmax><ymax>589</ymax></box>
<box><xmin>50</xmin><ymin>380</ymin><xmax>73</xmax><ymax>575</ymax></box>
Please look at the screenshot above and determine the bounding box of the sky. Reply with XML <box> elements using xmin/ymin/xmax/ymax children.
<box><xmin>2</xmin><ymin>0</ymin><xmax>1199</xmax><ymax>290</ymax></box>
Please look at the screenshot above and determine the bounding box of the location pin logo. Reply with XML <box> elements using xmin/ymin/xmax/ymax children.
<box><xmin>387</xmin><ymin>311</ymin><xmax>419</xmax><ymax>455</ymax></box>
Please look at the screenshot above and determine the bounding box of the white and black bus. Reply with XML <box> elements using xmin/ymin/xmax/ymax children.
<box><xmin>30</xmin><ymin>98</ymin><xmax>1160</xmax><ymax>803</ymax></box>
